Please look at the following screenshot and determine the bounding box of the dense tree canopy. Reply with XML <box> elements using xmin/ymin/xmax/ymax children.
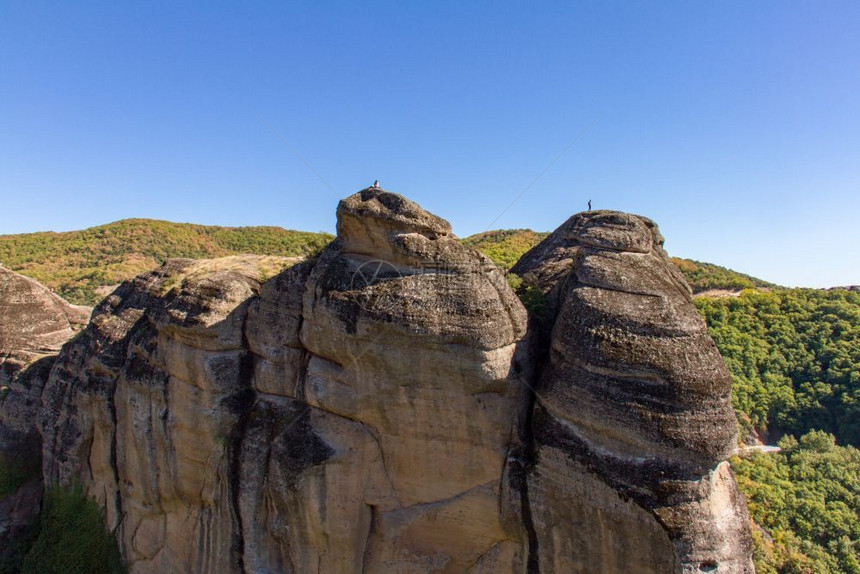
<box><xmin>697</xmin><ymin>289</ymin><xmax>860</xmax><ymax>572</ymax></box>
<box><xmin>732</xmin><ymin>432</ymin><xmax>860</xmax><ymax>573</ymax></box>
<box><xmin>696</xmin><ymin>289</ymin><xmax>860</xmax><ymax>447</ymax></box>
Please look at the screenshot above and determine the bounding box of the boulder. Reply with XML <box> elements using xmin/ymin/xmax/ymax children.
<box><xmin>0</xmin><ymin>265</ymin><xmax>89</xmax><ymax>385</ymax></box>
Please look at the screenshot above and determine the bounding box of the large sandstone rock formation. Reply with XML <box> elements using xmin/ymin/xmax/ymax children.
<box><xmin>39</xmin><ymin>255</ymin><xmax>297</xmax><ymax>572</ymax></box>
<box><xmin>1</xmin><ymin>191</ymin><xmax>754</xmax><ymax>573</ymax></box>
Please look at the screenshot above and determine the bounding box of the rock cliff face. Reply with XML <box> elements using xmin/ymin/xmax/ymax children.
<box><xmin>0</xmin><ymin>265</ymin><xmax>90</xmax><ymax>563</ymax></box>
<box><xmin>1</xmin><ymin>191</ymin><xmax>754</xmax><ymax>573</ymax></box>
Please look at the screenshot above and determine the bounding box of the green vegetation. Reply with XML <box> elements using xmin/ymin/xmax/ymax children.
<box><xmin>20</xmin><ymin>485</ymin><xmax>125</xmax><ymax>574</ymax></box>
<box><xmin>698</xmin><ymin>289</ymin><xmax>860</xmax><ymax>572</ymax></box>
<box><xmin>732</xmin><ymin>431</ymin><xmax>860</xmax><ymax>574</ymax></box>
<box><xmin>0</xmin><ymin>222</ymin><xmax>773</xmax><ymax>306</ymax></box>
<box><xmin>0</xmin><ymin>219</ymin><xmax>333</xmax><ymax>305</ymax></box>
<box><xmin>696</xmin><ymin>289</ymin><xmax>860</xmax><ymax>447</ymax></box>
<box><xmin>671</xmin><ymin>257</ymin><xmax>776</xmax><ymax>293</ymax></box>
<box><xmin>462</xmin><ymin>229</ymin><xmax>548</xmax><ymax>271</ymax></box>
<box><xmin>505</xmin><ymin>273</ymin><xmax>549</xmax><ymax>320</ymax></box>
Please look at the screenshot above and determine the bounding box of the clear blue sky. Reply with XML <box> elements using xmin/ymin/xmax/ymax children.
<box><xmin>2</xmin><ymin>2</ymin><xmax>858</xmax><ymax>287</ymax></box>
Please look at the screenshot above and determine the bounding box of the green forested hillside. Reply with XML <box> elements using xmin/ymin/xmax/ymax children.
<box><xmin>732</xmin><ymin>432</ymin><xmax>860</xmax><ymax>573</ymax></box>
<box><xmin>696</xmin><ymin>289</ymin><xmax>860</xmax><ymax>447</ymax></box>
<box><xmin>671</xmin><ymin>257</ymin><xmax>777</xmax><ymax>293</ymax></box>
<box><xmin>0</xmin><ymin>224</ymin><xmax>769</xmax><ymax>306</ymax></box>
<box><xmin>462</xmin><ymin>229</ymin><xmax>549</xmax><ymax>270</ymax></box>
<box><xmin>0</xmin><ymin>219</ymin><xmax>333</xmax><ymax>305</ymax></box>
<box><xmin>697</xmin><ymin>288</ymin><xmax>860</xmax><ymax>572</ymax></box>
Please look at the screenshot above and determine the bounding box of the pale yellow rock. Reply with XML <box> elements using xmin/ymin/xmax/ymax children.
<box><xmin>38</xmin><ymin>256</ymin><xmax>290</xmax><ymax>573</ymax></box>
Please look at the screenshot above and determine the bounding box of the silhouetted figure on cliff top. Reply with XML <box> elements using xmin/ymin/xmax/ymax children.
<box><xmin>588</xmin><ymin>199</ymin><xmax>592</xmax><ymax>211</ymax></box>
<box><xmin>372</xmin><ymin>180</ymin><xmax>380</xmax><ymax>189</ymax></box>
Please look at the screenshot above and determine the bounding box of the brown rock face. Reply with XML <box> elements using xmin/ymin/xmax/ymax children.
<box><xmin>512</xmin><ymin>210</ymin><xmax>754</xmax><ymax>573</ymax></box>
<box><xmin>3</xmin><ymin>193</ymin><xmax>754</xmax><ymax>573</ymax></box>
<box><xmin>35</xmin><ymin>193</ymin><xmax>529</xmax><ymax>573</ymax></box>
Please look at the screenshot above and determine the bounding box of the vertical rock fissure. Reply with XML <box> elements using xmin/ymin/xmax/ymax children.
<box><xmin>107</xmin><ymin>368</ymin><xmax>124</xmax><ymax>534</ymax></box>
<box><xmin>360</xmin><ymin>504</ymin><xmax>376</xmax><ymax>573</ymax></box>
<box><xmin>517</xmin><ymin>381</ymin><xmax>541</xmax><ymax>574</ymax></box>
<box><xmin>517</xmin><ymin>297</ymin><xmax>556</xmax><ymax>574</ymax></box>
<box><xmin>230</xmin><ymin>317</ymin><xmax>258</xmax><ymax>573</ymax></box>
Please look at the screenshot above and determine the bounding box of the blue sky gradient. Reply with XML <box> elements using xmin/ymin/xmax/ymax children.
<box><xmin>1</xmin><ymin>2</ymin><xmax>858</xmax><ymax>287</ymax></box>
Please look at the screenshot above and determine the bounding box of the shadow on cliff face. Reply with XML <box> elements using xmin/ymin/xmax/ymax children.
<box><xmin>32</xmin><ymin>255</ymin><xmax>287</xmax><ymax>572</ymax></box>
<box><xmin>0</xmin><ymin>357</ymin><xmax>49</xmax><ymax>570</ymax></box>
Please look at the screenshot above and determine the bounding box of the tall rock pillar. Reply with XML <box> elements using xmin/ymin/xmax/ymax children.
<box><xmin>512</xmin><ymin>211</ymin><xmax>755</xmax><ymax>573</ymax></box>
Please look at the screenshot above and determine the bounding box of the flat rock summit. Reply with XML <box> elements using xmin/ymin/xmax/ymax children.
<box><xmin>0</xmin><ymin>188</ymin><xmax>754</xmax><ymax>573</ymax></box>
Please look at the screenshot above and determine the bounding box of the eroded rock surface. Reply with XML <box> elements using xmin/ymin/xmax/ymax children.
<box><xmin>512</xmin><ymin>211</ymin><xmax>754</xmax><ymax>573</ymax></box>
<box><xmin>34</xmin><ymin>192</ymin><xmax>529</xmax><ymax>573</ymax></box>
<box><xmin>2</xmin><ymin>193</ymin><xmax>754</xmax><ymax>573</ymax></box>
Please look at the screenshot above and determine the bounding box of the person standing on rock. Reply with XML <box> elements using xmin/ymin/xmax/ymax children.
<box><xmin>588</xmin><ymin>199</ymin><xmax>592</xmax><ymax>211</ymax></box>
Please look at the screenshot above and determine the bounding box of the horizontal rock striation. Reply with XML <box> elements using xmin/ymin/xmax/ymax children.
<box><xmin>512</xmin><ymin>211</ymin><xmax>754</xmax><ymax>573</ymax></box>
<box><xmin>1</xmin><ymin>193</ymin><xmax>754</xmax><ymax>573</ymax></box>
